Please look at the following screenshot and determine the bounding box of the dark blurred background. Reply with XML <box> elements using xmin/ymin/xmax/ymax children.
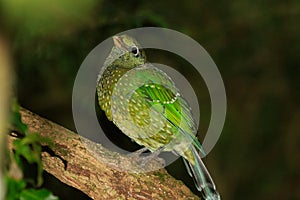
<box><xmin>1</xmin><ymin>0</ymin><xmax>299</xmax><ymax>199</ymax></box>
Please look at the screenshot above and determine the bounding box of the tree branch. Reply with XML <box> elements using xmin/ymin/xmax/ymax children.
<box><xmin>8</xmin><ymin>108</ymin><xmax>200</xmax><ymax>200</ymax></box>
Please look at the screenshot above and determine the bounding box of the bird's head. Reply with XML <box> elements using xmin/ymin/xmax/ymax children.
<box><xmin>110</xmin><ymin>35</ymin><xmax>146</xmax><ymax>68</ymax></box>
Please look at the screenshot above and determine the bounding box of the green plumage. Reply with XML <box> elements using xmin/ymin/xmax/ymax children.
<box><xmin>97</xmin><ymin>35</ymin><xmax>220</xmax><ymax>200</ymax></box>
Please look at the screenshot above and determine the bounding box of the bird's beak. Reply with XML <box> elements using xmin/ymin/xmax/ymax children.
<box><xmin>113</xmin><ymin>36</ymin><xmax>126</xmax><ymax>50</ymax></box>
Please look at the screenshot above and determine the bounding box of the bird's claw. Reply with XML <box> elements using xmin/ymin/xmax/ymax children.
<box><xmin>127</xmin><ymin>147</ymin><xmax>165</xmax><ymax>168</ymax></box>
<box><xmin>137</xmin><ymin>155</ymin><xmax>165</xmax><ymax>168</ymax></box>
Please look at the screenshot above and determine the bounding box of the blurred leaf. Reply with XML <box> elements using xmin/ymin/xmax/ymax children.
<box><xmin>20</xmin><ymin>189</ymin><xmax>58</xmax><ymax>200</ymax></box>
<box><xmin>13</xmin><ymin>133</ymin><xmax>48</xmax><ymax>187</ymax></box>
<box><xmin>5</xmin><ymin>177</ymin><xmax>26</xmax><ymax>200</ymax></box>
<box><xmin>11</xmin><ymin>100</ymin><xmax>28</xmax><ymax>136</ymax></box>
<box><xmin>10</xmin><ymin>102</ymin><xmax>54</xmax><ymax>187</ymax></box>
<box><xmin>13</xmin><ymin>139</ymin><xmax>39</xmax><ymax>164</ymax></box>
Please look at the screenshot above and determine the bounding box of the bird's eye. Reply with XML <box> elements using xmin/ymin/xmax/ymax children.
<box><xmin>131</xmin><ymin>46</ymin><xmax>139</xmax><ymax>57</ymax></box>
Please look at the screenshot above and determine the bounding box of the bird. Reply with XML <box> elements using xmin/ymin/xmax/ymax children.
<box><xmin>97</xmin><ymin>34</ymin><xmax>221</xmax><ymax>200</ymax></box>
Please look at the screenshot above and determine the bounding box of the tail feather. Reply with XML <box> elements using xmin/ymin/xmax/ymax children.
<box><xmin>184</xmin><ymin>145</ymin><xmax>221</xmax><ymax>200</ymax></box>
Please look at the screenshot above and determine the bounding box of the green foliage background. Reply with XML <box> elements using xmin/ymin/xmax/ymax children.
<box><xmin>1</xmin><ymin>0</ymin><xmax>299</xmax><ymax>199</ymax></box>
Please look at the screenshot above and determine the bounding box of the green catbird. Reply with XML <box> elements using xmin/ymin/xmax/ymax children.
<box><xmin>97</xmin><ymin>35</ymin><xmax>220</xmax><ymax>200</ymax></box>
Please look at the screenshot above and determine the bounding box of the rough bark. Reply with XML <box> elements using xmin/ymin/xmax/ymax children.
<box><xmin>8</xmin><ymin>108</ymin><xmax>200</xmax><ymax>200</ymax></box>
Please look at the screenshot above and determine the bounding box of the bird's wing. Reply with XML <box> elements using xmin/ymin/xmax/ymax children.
<box><xmin>134</xmin><ymin>82</ymin><xmax>205</xmax><ymax>155</ymax></box>
<box><xmin>111</xmin><ymin>64</ymin><xmax>205</xmax><ymax>155</ymax></box>
<box><xmin>129</xmin><ymin>65</ymin><xmax>204</xmax><ymax>154</ymax></box>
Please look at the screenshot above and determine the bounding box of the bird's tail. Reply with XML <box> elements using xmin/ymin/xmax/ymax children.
<box><xmin>183</xmin><ymin>145</ymin><xmax>221</xmax><ymax>200</ymax></box>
